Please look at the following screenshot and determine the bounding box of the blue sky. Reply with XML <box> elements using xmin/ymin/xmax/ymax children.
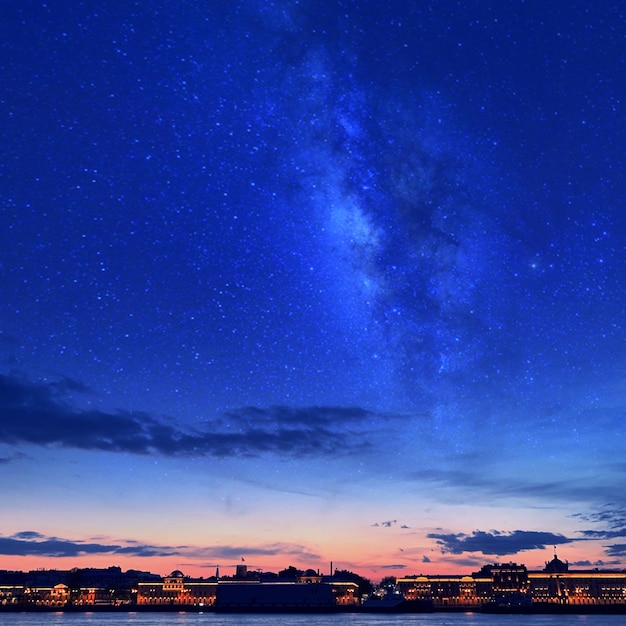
<box><xmin>1</xmin><ymin>0</ymin><xmax>626</xmax><ymax>579</ymax></box>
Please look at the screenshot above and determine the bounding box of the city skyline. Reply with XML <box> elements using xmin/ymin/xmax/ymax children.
<box><xmin>0</xmin><ymin>545</ymin><xmax>605</xmax><ymax>581</ymax></box>
<box><xmin>7</xmin><ymin>552</ymin><xmax>626</xmax><ymax>613</ymax></box>
<box><xmin>2</xmin><ymin>1</ymin><xmax>626</xmax><ymax>581</ymax></box>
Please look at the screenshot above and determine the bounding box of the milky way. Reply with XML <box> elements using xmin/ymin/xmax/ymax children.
<box><xmin>2</xmin><ymin>0</ymin><xmax>626</xmax><ymax>576</ymax></box>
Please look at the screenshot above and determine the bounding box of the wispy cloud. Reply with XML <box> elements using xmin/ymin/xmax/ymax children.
<box><xmin>572</xmin><ymin>559</ymin><xmax>622</xmax><ymax>567</ymax></box>
<box><xmin>195</xmin><ymin>543</ymin><xmax>319</xmax><ymax>561</ymax></box>
<box><xmin>572</xmin><ymin>504</ymin><xmax>626</xmax><ymax>562</ymax></box>
<box><xmin>372</xmin><ymin>520</ymin><xmax>397</xmax><ymax>528</ymax></box>
<box><xmin>428</xmin><ymin>530</ymin><xmax>573</xmax><ymax>556</ymax></box>
<box><xmin>604</xmin><ymin>544</ymin><xmax>626</xmax><ymax>557</ymax></box>
<box><xmin>574</xmin><ymin>503</ymin><xmax>626</xmax><ymax>539</ymax></box>
<box><xmin>423</xmin><ymin>504</ymin><xmax>626</xmax><ymax>563</ymax></box>
<box><xmin>223</xmin><ymin>405</ymin><xmax>378</xmax><ymax>427</ymax></box>
<box><xmin>415</xmin><ymin>467</ymin><xmax>623</xmax><ymax>506</ymax></box>
<box><xmin>579</xmin><ymin>529</ymin><xmax>626</xmax><ymax>539</ymax></box>
<box><xmin>12</xmin><ymin>531</ymin><xmax>44</xmax><ymax>540</ymax></box>
<box><xmin>0</xmin><ymin>373</ymin><xmax>378</xmax><ymax>459</ymax></box>
<box><xmin>0</xmin><ymin>532</ymin><xmax>177</xmax><ymax>558</ymax></box>
<box><xmin>0</xmin><ymin>531</ymin><xmax>318</xmax><ymax>562</ymax></box>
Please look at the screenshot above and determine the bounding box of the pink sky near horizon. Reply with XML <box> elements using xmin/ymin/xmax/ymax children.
<box><xmin>0</xmin><ymin>536</ymin><xmax>610</xmax><ymax>583</ymax></box>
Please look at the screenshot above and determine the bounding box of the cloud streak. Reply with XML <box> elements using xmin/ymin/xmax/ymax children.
<box><xmin>0</xmin><ymin>532</ymin><xmax>177</xmax><ymax>558</ymax></box>
<box><xmin>0</xmin><ymin>373</ymin><xmax>377</xmax><ymax>459</ymax></box>
<box><xmin>605</xmin><ymin>545</ymin><xmax>626</xmax><ymax>557</ymax></box>
<box><xmin>575</xmin><ymin>504</ymin><xmax>626</xmax><ymax>539</ymax></box>
<box><xmin>414</xmin><ymin>467</ymin><xmax>625</xmax><ymax>507</ymax></box>
<box><xmin>0</xmin><ymin>531</ymin><xmax>318</xmax><ymax>562</ymax></box>
<box><xmin>196</xmin><ymin>543</ymin><xmax>320</xmax><ymax>561</ymax></box>
<box><xmin>428</xmin><ymin>530</ymin><xmax>573</xmax><ymax>556</ymax></box>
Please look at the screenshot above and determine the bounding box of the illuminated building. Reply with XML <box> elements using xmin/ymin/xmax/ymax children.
<box><xmin>397</xmin><ymin>555</ymin><xmax>626</xmax><ymax>609</ymax></box>
<box><xmin>2</xmin><ymin>555</ymin><xmax>626</xmax><ymax>611</ymax></box>
<box><xmin>137</xmin><ymin>570</ymin><xmax>217</xmax><ymax>606</ymax></box>
<box><xmin>529</xmin><ymin>553</ymin><xmax>626</xmax><ymax>605</ymax></box>
<box><xmin>0</xmin><ymin>584</ymin><xmax>24</xmax><ymax>606</ymax></box>
<box><xmin>136</xmin><ymin>570</ymin><xmax>358</xmax><ymax>609</ymax></box>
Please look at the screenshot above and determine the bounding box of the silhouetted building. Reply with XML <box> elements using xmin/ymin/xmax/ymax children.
<box><xmin>544</xmin><ymin>551</ymin><xmax>569</xmax><ymax>573</ymax></box>
<box><xmin>215</xmin><ymin>581</ymin><xmax>335</xmax><ymax>610</ymax></box>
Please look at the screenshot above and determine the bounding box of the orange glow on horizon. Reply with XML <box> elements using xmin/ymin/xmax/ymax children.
<box><xmin>1</xmin><ymin>541</ymin><xmax>617</xmax><ymax>584</ymax></box>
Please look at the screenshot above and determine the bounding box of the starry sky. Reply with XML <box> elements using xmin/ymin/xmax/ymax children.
<box><xmin>2</xmin><ymin>0</ymin><xmax>626</xmax><ymax>580</ymax></box>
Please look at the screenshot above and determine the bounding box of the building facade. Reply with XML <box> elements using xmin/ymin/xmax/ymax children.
<box><xmin>3</xmin><ymin>557</ymin><xmax>626</xmax><ymax>610</ymax></box>
<box><xmin>137</xmin><ymin>571</ymin><xmax>217</xmax><ymax>606</ymax></box>
<box><xmin>136</xmin><ymin>570</ymin><xmax>358</xmax><ymax>608</ymax></box>
<box><xmin>397</xmin><ymin>556</ymin><xmax>626</xmax><ymax>609</ymax></box>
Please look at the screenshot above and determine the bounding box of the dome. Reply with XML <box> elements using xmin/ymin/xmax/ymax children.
<box><xmin>544</xmin><ymin>553</ymin><xmax>568</xmax><ymax>573</ymax></box>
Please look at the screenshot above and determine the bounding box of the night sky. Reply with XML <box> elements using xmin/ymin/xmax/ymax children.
<box><xmin>2</xmin><ymin>0</ymin><xmax>626</xmax><ymax>579</ymax></box>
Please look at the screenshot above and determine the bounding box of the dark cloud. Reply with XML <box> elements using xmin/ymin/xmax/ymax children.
<box><xmin>422</xmin><ymin>555</ymin><xmax>431</xmax><ymax>563</ymax></box>
<box><xmin>573</xmin><ymin>504</ymin><xmax>626</xmax><ymax>527</ymax></box>
<box><xmin>48</xmin><ymin>375</ymin><xmax>92</xmax><ymax>395</ymax></box>
<box><xmin>0</xmin><ymin>373</ymin><xmax>373</xmax><ymax>458</ymax></box>
<box><xmin>416</xmin><ymin>467</ymin><xmax>622</xmax><ymax>506</ymax></box>
<box><xmin>579</xmin><ymin>529</ymin><xmax>626</xmax><ymax>539</ymax></box>
<box><xmin>605</xmin><ymin>544</ymin><xmax>626</xmax><ymax>557</ymax></box>
<box><xmin>572</xmin><ymin>559</ymin><xmax>622</xmax><ymax>567</ymax></box>
<box><xmin>0</xmin><ymin>530</ymin><xmax>319</xmax><ymax>563</ymax></box>
<box><xmin>428</xmin><ymin>530</ymin><xmax>573</xmax><ymax>556</ymax></box>
<box><xmin>111</xmin><ymin>545</ymin><xmax>179</xmax><ymax>557</ymax></box>
<box><xmin>574</xmin><ymin>504</ymin><xmax>626</xmax><ymax>539</ymax></box>
<box><xmin>223</xmin><ymin>405</ymin><xmax>378</xmax><ymax>427</ymax></box>
<box><xmin>0</xmin><ymin>333</ymin><xmax>19</xmax><ymax>349</ymax></box>
<box><xmin>0</xmin><ymin>451</ymin><xmax>27</xmax><ymax>465</ymax></box>
<box><xmin>0</xmin><ymin>533</ymin><xmax>177</xmax><ymax>558</ymax></box>
<box><xmin>380</xmin><ymin>564</ymin><xmax>407</xmax><ymax>570</ymax></box>
<box><xmin>11</xmin><ymin>531</ymin><xmax>44</xmax><ymax>540</ymax></box>
<box><xmin>372</xmin><ymin>520</ymin><xmax>397</xmax><ymax>528</ymax></box>
<box><xmin>198</xmin><ymin>543</ymin><xmax>319</xmax><ymax>561</ymax></box>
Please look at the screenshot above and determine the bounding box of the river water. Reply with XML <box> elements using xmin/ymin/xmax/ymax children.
<box><xmin>1</xmin><ymin>614</ymin><xmax>625</xmax><ymax>626</ymax></box>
